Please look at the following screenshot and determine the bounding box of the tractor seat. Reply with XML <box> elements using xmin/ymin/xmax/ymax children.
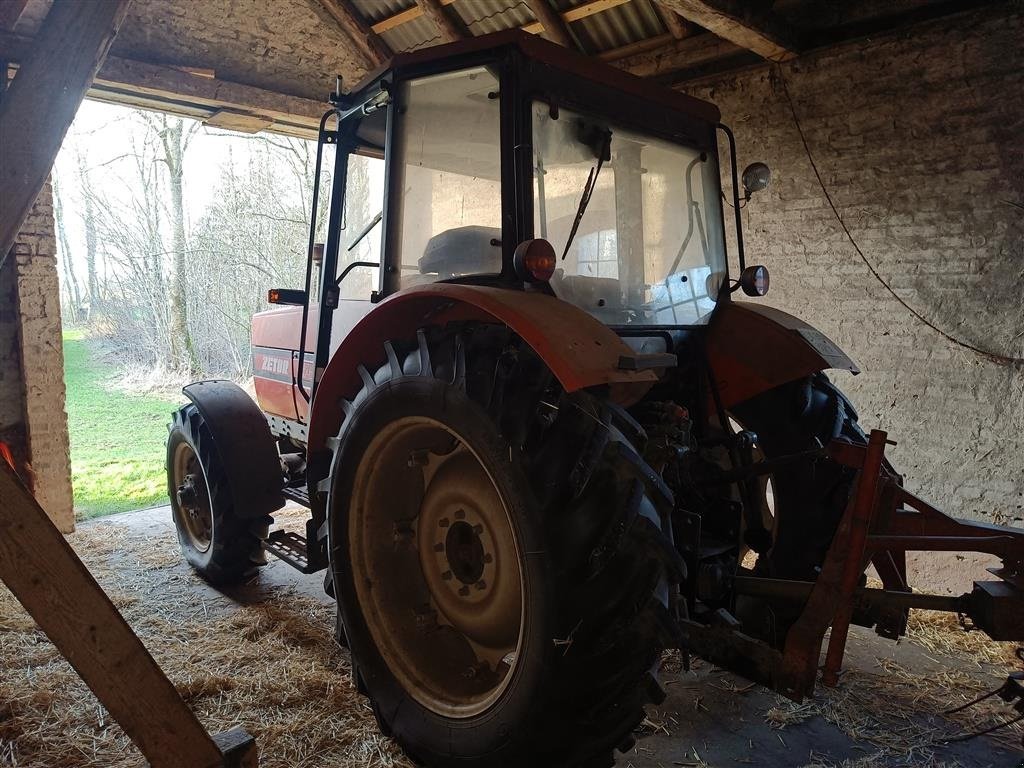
<box><xmin>419</xmin><ymin>226</ymin><xmax>502</xmax><ymax>277</ymax></box>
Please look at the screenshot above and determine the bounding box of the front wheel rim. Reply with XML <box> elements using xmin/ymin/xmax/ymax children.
<box><xmin>348</xmin><ymin>416</ymin><xmax>525</xmax><ymax>719</ymax></box>
<box><xmin>172</xmin><ymin>441</ymin><xmax>213</xmax><ymax>553</ymax></box>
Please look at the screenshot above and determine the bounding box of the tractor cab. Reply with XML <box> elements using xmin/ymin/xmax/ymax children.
<box><xmin>252</xmin><ymin>30</ymin><xmax>769</xmax><ymax>427</ymax></box>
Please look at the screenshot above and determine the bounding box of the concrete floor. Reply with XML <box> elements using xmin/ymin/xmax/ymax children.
<box><xmin>97</xmin><ymin>506</ymin><xmax>1023</xmax><ymax>768</ymax></box>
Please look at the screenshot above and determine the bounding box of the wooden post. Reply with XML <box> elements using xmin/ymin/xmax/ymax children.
<box><xmin>0</xmin><ymin>0</ymin><xmax>132</xmax><ymax>264</ymax></box>
<box><xmin>0</xmin><ymin>462</ymin><xmax>257</xmax><ymax>767</ymax></box>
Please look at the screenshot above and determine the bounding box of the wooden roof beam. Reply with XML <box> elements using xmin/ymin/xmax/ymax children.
<box><xmin>308</xmin><ymin>0</ymin><xmax>391</xmax><ymax>68</ymax></box>
<box><xmin>654</xmin><ymin>0</ymin><xmax>798</xmax><ymax>61</ymax></box>
<box><xmin>0</xmin><ymin>0</ymin><xmax>29</xmax><ymax>31</ymax></box>
<box><xmin>0</xmin><ymin>0</ymin><xmax>132</xmax><ymax>263</ymax></box>
<box><xmin>612</xmin><ymin>32</ymin><xmax>744</xmax><ymax>77</ymax></box>
<box><xmin>413</xmin><ymin>0</ymin><xmax>468</xmax><ymax>43</ymax></box>
<box><xmin>654</xmin><ymin>2</ymin><xmax>690</xmax><ymax>40</ymax></box>
<box><xmin>0</xmin><ymin>29</ymin><xmax>327</xmax><ymax>139</ymax></box>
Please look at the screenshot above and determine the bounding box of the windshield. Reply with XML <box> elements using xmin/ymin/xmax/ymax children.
<box><xmin>533</xmin><ymin>102</ymin><xmax>727</xmax><ymax>325</ymax></box>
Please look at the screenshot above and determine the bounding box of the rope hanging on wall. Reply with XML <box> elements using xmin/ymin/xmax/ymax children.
<box><xmin>774</xmin><ymin>65</ymin><xmax>1023</xmax><ymax>368</ymax></box>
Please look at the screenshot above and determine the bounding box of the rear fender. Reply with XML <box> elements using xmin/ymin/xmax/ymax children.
<box><xmin>707</xmin><ymin>301</ymin><xmax>859</xmax><ymax>408</ymax></box>
<box><xmin>181</xmin><ymin>380</ymin><xmax>285</xmax><ymax>518</ymax></box>
<box><xmin>307</xmin><ymin>284</ymin><xmax>658</xmax><ymax>453</ymax></box>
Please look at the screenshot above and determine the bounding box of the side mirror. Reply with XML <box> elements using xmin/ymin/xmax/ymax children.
<box><xmin>741</xmin><ymin>162</ymin><xmax>771</xmax><ymax>199</ymax></box>
<box><xmin>739</xmin><ymin>265</ymin><xmax>770</xmax><ymax>297</ymax></box>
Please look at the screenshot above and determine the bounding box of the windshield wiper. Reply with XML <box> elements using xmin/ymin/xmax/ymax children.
<box><xmin>560</xmin><ymin>130</ymin><xmax>612</xmax><ymax>260</ymax></box>
<box><xmin>346</xmin><ymin>210</ymin><xmax>383</xmax><ymax>252</ymax></box>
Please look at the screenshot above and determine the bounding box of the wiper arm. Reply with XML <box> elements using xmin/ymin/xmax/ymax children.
<box><xmin>346</xmin><ymin>210</ymin><xmax>383</xmax><ymax>252</ymax></box>
<box><xmin>560</xmin><ymin>130</ymin><xmax>612</xmax><ymax>260</ymax></box>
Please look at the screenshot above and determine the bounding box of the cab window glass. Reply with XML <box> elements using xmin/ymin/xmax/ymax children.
<box><xmin>338</xmin><ymin>153</ymin><xmax>385</xmax><ymax>300</ymax></box>
<box><xmin>394</xmin><ymin>67</ymin><xmax>503</xmax><ymax>287</ymax></box>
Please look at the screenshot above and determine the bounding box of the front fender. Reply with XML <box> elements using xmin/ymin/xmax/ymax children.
<box><xmin>307</xmin><ymin>284</ymin><xmax>658</xmax><ymax>452</ymax></box>
<box><xmin>707</xmin><ymin>301</ymin><xmax>859</xmax><ymax>408</ymax></box>
<box><xmin>181</xmin><ymin>380</ymin><xmax>284</xmax><ymax>518</ymax></box>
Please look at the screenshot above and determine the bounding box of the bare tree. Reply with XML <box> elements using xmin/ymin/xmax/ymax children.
<box><xmin>52</xmin><ymin>172</ymin><xmax>83</xmax><ymax>323</ymax></box>
<box><xmin>148</xmin><ymin>114</ymin><xmax>201</xmax><ymax>374</ymax></box>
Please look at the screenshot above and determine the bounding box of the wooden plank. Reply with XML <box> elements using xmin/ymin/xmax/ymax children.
<box><xmin>309</xmin><ymin>0</ymin><xmax>391</xmax><ymax>67</ymax></box>
<box><xmin>414</xmin><ymin>0</ymin><xmax>467</xmax><ymax>42</ymax></box>
<box><xmin>203</xmin><ymin>109</ymin><xmax>275</xmax><ymax>133</ymax></box>
<box><xmin>523</xmin><ymin>0</ymin><xmax>573</xmax><ymax>47</ymax></box>
<box><xmin>562</xmin><ymin>0</ymin><xmax>631</xmax><ymax>23</ymax></box>
<box><xmin>0</xmin><ymin>0</ymin><xmax>133</xmax><ymax>262</ymax></box>
<box><xmin>0</xmin><ymin>463</ymin><xmax>233</xmax><ymax>767</ymax></box>
<box><xmin>612</xmin><ymin>32</ymin><xmax>743</xmax><ymax>77</ymax></box>
<box><xmin>655</xmin><ymin>0</ymin><xmax>798</xmax><ymax>61</ymax></box>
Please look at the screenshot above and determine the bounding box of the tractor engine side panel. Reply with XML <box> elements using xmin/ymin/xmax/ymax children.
<box><xmin>250</xmin><ymin>306</ymin><xmax>316</xmax><ymax>421</ymax></box>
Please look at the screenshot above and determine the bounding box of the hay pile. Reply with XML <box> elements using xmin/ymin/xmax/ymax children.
<box><xmin>0</xmin><ymin>511</ymin><xmax>411</xmax><ymax>768</ymax></box>
<box><xmin>1</xmin><ymin>508</ymin><xmax>1020</xmax><ymax>767</ymax></box>
<box><xmin>765</xmin><ymin>611</ymin><xmax>1023</xmax><ymax>764</ymax></box>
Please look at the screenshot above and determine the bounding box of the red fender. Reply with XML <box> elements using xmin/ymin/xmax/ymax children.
<box><xmin>307</xmin><ymin>284</ymin><xmax>658</xmax><ymax>452</ymax></box>
<box><xmin>707</xmin><ymin>301</ymin><xmax>859</xmax><ymax>408</ymax></box>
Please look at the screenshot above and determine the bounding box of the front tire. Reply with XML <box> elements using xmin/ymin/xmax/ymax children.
<box><xmin>325</xmin><ymin>327</ymin><xmax>682</xmax><ymax>767</ymax></box>
<box><xmin>167</xmin><ymin>404</ymin><xmax>269</xmax><ymax>585</ymax></box>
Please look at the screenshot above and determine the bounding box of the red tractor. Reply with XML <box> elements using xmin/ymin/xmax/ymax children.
<box><xmin>167</xmin><ymin>31</ymin><xmax>1024</xmax><ymax>767</ymax></box>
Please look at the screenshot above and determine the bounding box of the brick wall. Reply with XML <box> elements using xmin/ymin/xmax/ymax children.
<box><xmin>684</xmin><ymin>5</ymin><xmax>1023</xmax><ymax>527</ymax></box>
<box><xmin>1</xmin><ymin>182</ymin><xmax>74</xmax><ymax>532</ymax></box>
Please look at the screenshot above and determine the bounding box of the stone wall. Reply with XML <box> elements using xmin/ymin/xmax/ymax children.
<box><xmin>684</xmin><ymin>5</ymin><xmax>1023</xmax><ymax>527</ymax></box>
<box><xmin>1</xmin><ymin>181</ymin><xmax>74</xmax><ymax>532</ymax></box>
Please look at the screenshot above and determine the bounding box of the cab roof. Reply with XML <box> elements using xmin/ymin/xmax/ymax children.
<box><xmin>348</xmin><ymin>28</ymin><xmax>721</xmax><ymax>125</ymax></box>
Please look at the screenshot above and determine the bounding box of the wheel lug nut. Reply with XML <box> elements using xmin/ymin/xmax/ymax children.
<box><xmin>455</xmin><ymin>509</ymin><xmax>466</xmax><ymax>520</ymax></box>
<box><xmin>483</xmin><ymin>553</ymin><xmax>493</xmax><ymax>564</ymax></box>
<box><xmin>472</xmin><ymin>523</ymin><xmax>483</xmax><ymax>535</ymax></box>
<box><xmin>439</xmin><ymin>517</ymin><xmax>450</xmax><ymax>528</ymax></box>
<box><xmin>458</xmin><ymin>585</ymin><xmax>470</xmax><ymax>597</ymax></box>
<box><xmin>442</xmin><ymin>570</ymin><xmax>453</xmax><ymax>581</ymax></box>
<box><xmin>475</xmin><ymin>580</ymin><xmax>486</xmax><ymax>591</ymax></box>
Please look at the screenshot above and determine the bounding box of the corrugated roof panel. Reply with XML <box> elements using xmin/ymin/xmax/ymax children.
<box><xmin>360</xmin><ymin>0</ymin><xmax>672</xmax><ymax>58</ymax></box>
<box><xmin>352</xmin><ymin>0</ymin><xmax>410</xmax><ymax>25</ymax></box>
<box><xmin>380</xmin><ymin>15</ymin><xmax>444</xmax><ymax>52</ymax></box>
<box><xmin>570</xmin><ymin>0</ymin><xmax>665</xmax><ymax>54</ymax></box>
<box><xmin>452</xmin><ymin>0</ymin><xmax>535</xmax><ymax>36</ymax></box>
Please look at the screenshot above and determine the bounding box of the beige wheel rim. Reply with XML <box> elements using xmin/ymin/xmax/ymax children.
<box><xmin>172</xmin><ymin>442</ymin><xmax>213</xmax><ymax>553</ymax></box>
<box><xmin>349</xmin><ymin>416</ymin><xmax>524</xmax><ymax>718</ymax></box>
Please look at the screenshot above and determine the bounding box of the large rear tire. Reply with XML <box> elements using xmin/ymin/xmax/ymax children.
<box><xmin>325</xmin><ymin>326</ymin><xmax>682</xmax><ymax>767</ymax></box>
<box><xmin>167</xmin><ymin>404</ymin><xmax>270</xmax><ymax>585</ymax></box>
<box><xmin>731</xmin><ymin>372</ymin><xmax>867</xmax><ymax>644</ymax></box>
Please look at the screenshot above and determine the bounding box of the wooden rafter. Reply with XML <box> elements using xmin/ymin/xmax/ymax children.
<box><xmin>613</xmin><ymin>32</ymin><xmax>743</xmax><ymax>77</ymax></box>
<box><xmin>523</xmin><ymin>0</ymin><xmax>573</xmax><ymax>47</ymax></box>
<box><xmin>0</xmin><ymin>0</ymin><xmax>29</xmax><ymax>31</ymax></box>
<box><xmin>414</xmin><ymin>0</ymin><xmax>467</xmax><ymax>42</ymax></box>
<box><xmin>654</xmin><ymin>2</ymin><xmax>690</xmax><ymax>40</ymax></box>
<box><xmin>371</xmin><ymin>0</ymin><xmax>632</xmax><ymax>38</ymax></box>
<box><xmin>309</xmin><ymin>0</ymin><xmax>391</xmax><ymax>67</ymax></box>
<box><xmin>0</xmin><ymin>0</ymin><xmax>130</xmax><ymax>262</ymax></box>
<box><xmin>654</xmin><ymin>0</ymin><xmax>798</xmax><ymax>61</ymax></box>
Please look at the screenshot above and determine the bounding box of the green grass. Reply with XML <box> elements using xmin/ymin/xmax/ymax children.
<box><xmin>64</xmin><ymin>329</ymin><xmax>184</xmax><ymax>520</ymax></box>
